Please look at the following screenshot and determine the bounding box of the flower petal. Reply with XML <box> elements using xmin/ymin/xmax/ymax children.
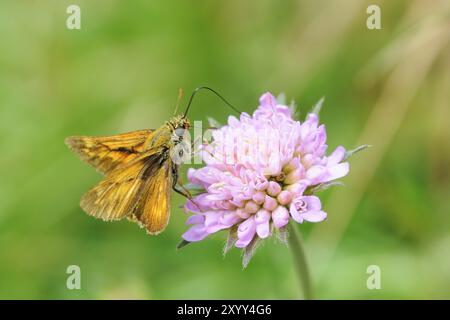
<box><xmin>235</xmin><ymin>217</ymin><xmax>257</xmax><ymax>248</ymax></box>
<box><xmin>204</xmin><ymin>211</ymin><xmax>221</xmax><ymax>227</ymax></box>
<box><xmin>289</xmin><ymin>202</ymin><xmax>304</xmax><ymax>224</ymax></box>
<box><xmin>302</xmin><ymin>195</ymin><xmax>322</xmax><ymax>211</ymax></box>
<box><xmin>326</xmin><ymin>162</ymin><xmax>349</xmax><ymax>181</ymax></box>
<box><xmin>182</xmin><ymin>225</ymin><xmax>209</xmax><ymax>242</ymax></box>
<box><xmin>256</xmin><ymin>221</ymin><xmax>270</xmax><ymax>239</ymax></box>
<box><xmin>328</xmin><ymin>146</ymin><xmax>346</xmax><ymax>166</ymax></box>
<box><xmin>306</xmin><ymin>165</ymin><xmax>326</xmax><ymax>182</ymax></box>
<box><xmin>219</xmin><ymin>211</ymin><xmax>241</xmax><ymax>227</ymax></box>
<box><xmin>272</xmin><ymin>206</ymin><xmax>290</xmax><ymax>228</ymax></box>
<box><xmin>254</xmin><ymin>209</ymin><xmax>270</xmax><ymax>224</ymax></box>
<box><xmin>185</xmin><ymin>214</ymin><xmax>205</xmax><ymax>225</ymax></box>
<box><xmin>259</xmin><ymin>92</ymin><xmax>277</xmax><ymax>107</ymax></box>
<box><xmin>184</xmin><ymin>199</ymin><xmax>203</xmax><ymax>214</ymax></box>
<box><xmin>301</xmin><ymin>210</ymin><xmax>327</xmax><ymax>222</ymax></box>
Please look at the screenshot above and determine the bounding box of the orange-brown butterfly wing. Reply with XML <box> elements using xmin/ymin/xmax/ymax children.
<box><xmin>79</xmin><ymin>155</ymin><xmax>151</xmax><ymax>221</ymax></box>
<box><xmin>80</xmin><ymin>149</ymin><xmax>175</xmax><ymax>234</ymax></box>
<box><xmin>130</xmin><ymin>158</ymin><xmax>174</xmax><ymax>234</ymax></box>
<box><xmin>65</xmin><ymin>129</ymin><xmax>153</xmax><ymax>175</ymax></box>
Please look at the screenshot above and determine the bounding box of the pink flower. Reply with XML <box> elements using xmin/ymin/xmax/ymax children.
<box><xmin>289</xmin><ymin>195</ymin><xmax>327</xmax><ymax>223</ymax></box>
<box><xmin>181</xmin><ymin>92</ymin><xmax>351</xmax><ymax>266</ymax></box>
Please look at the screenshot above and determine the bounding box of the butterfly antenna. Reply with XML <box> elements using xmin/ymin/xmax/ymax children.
<box><xmin>173</xmin><ymin>88</ymin><xmax>184</xmax><ymax>115</ymax></box>
<box><xmin>183</xmin><ymin>86</ymin><xmax>241</xmax><ymax>118</ymax></box>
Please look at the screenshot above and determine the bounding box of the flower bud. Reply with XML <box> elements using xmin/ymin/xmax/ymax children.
<box><xmin>236</xmin><ymin>208</ymin><xmax>250</xmax><ymax>219</ymax></box>
<box><xmin>267</xmin><ymin>181</ymin><xmax>281</xmax><ymax>197</ymax></box>
<box><xmin>244</xmin><ymin>201</ymin><xmax>259</xmax><ymax>214</ymax></box>
<box><xmin>263</xmin><ymin>195</ymin><xmax>277</xmax><ymax>211</ymax></box>
<box><xmin>252</xmin><ymin>191</ymin><xmax>266</xmax><ymax>205</ymax></box>
<box><xmin>277</xmin><ymin>190</ymin><xmax>293</xmax><ymax>206</ymax></box>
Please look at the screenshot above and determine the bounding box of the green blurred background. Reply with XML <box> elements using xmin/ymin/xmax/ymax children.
<box><xmin>1</xmin><ymin>0</ymin><xmax>449</xmax><ymax>299</ymax></box>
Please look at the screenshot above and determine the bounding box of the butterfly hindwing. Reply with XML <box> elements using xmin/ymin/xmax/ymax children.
<box><xmin>80</xmin><ymin>149</ymin><xmax>176</xmax><ymax>235</ymax></box>
<box><xmin>131</xmin><ymin>157</ymin><xmax>174</xmax><ymax>234</ymax></box>
<box><xmin>80</xmin><ymin>156</ymin><xmax>149</xmax><ymax>221</ymax></box>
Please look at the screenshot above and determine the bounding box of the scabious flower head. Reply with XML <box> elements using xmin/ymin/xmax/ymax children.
<box><xmin>181</xmin><ymin>92</ymin><xmax>351</xmax><ymax>266</ymax></box>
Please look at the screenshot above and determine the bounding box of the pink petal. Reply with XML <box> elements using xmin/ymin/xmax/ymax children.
<box><xmin>301</xmin><ymin>210</ymin><xmax>327</xmax><ymax>223</ymax></box>
<box><xmin>272</xmin><ymin>206</ymin><xmax>290</xmax><ymax>228</ymax></box>
<box><xmin>275</xmin><ymin>105</ymin><xmax>292</xmax><ymax>118</ymax></box>
<box><xmin>187</xmin><ymin>168</ymin><xmax>201</xmax><ymax>185</ymax></box>
<box><xmin>235</xmin><ymin>218</ymin><xmax>256</xmax><ymax>248</ymax></box>
<box><xmin>256</xmin><ymin>221</ymin><xmax>270</xmax><ymax>238</ymax></box>
<box><xmin>306</xmin><ymin>113</ymin><xmax>319</xmax><ymax>126</ymax></box>
<box><xmin>289</xmin><ymin>203</ymin><xmax>304</xmax><ymax>223</ymax></box>
<box><xmin>184</xmin><ymin>199</ymin><xmax>203</xmax><ymax>214</ymax></box>
<box><xmin>326</xmin><ymin>162</ymin><xmax>349</xmax><ymax>181</ymax></box>
<box><xmin>192</xmin><ymin>167</ymin><xmax>222</xmax><ymax>185</ymax></box>
<box><xmin>306</xmin><ymin>165</ymin><xmax>327</xmax><ymax>182</ymax></box>
<box><xmin>228</xmin><ymin>115</ymin><xmax>240</xmax><ymax>128</ymax></box>
<box><xmin>207</xmin><ymin>223</ymin><xmax>229</xmax><ymax>233</ymax></box>
<box><xmin>239</xmin><ymin>112</ymin><xmax>251</xmax><ymax>122</ymax></box>
<box><xmin>219</xmin><ymin>211</ymin><xmax>241</xmax><ymax>227</ymax></box>
<box><xmin>302</xmin><ymin>196</ymin><xmax>322</xmax><ymax>211</ymax></box>
<box><xmin>235</xmin><ymin>208</ymin><xmax>250</xmax><ymax>219</ymax></box>
<box><xmin>286</xmin><ymin>182</ymin><xmax>307</xmax><ymax>196</ymax></box>
<box><xmin>316</xmin><ymin>125</ymin><xmax>327</xmax><ymax>146</ymax></box>
<box><xmin>185</xmin><ymin>214</ymin><xmax>205</xmax><ymax>225</ymax></box>
<box><xmin>328</xmin><ymin>146</ymin><xmax>346</xmax><ymax>166</ymax></box>
<box><xmin>203</xmin><ymin>212</ymin><xmax>224</xmax><ymax>233</ymax></box>
<box><xmin>254</xmin><ymin>209</ymin><xmax>270</xmax><ymax>224</ymax></box>
<box><xmin>182</xmin><ymin>225</ymin><xmax>209</xmax><ymax>242</ymax></box>
<box><xmin>259</xmin><ymin>92</ymin><xmax>277</xmax><ymax>107</ymax></box>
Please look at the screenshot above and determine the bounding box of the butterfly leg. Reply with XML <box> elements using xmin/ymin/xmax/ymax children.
<box><xmin>172</xmin><ymin>183</ymin><xmax>192</xmax><ymax>199</ymax></box>
<box><xmin>172</xmin><ymin>181</ymin><xmax>199</xmax><ymax>250</ymax></box>
<box><xmin>172</xmin><ymin>184</ymin><xmax>202</xmax><ymax>213</ymax></box>
<box><xmin>171</xmin><ymin>167</ymin><xmax>202</xmax><ymax>211</ymax></box>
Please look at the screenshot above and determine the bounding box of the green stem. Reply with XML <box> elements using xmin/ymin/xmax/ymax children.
<box><xmin>288</xmin><ymin>223</ymin><xmax>313</xmax><ymax>300</ymax></box>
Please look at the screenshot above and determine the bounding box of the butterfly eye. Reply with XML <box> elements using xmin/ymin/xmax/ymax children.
<box><xmin>175</xmin><ymin>128</ymin><xmax>185</xmax><ymax>137</ymax></box>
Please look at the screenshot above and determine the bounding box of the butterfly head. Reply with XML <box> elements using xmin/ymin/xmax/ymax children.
<box><xmin>169</xmin><ymin>115</ymin><xmax>190</xmax><ymax>144</ymax></box>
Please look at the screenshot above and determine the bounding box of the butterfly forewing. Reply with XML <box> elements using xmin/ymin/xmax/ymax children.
<box><xmin>65</xmin><ymin>129</ymin><xmax>153</xmax><ymax>174</ymax></box>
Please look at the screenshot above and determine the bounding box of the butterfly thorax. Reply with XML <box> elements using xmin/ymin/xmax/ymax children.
<box><xmin>141</xmin><ymin>115</ymin><xmax>190</xmax><ymax>152</ymax></box>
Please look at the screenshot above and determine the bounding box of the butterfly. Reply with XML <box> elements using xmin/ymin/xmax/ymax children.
<box><xmin>65</xmin><ymin>87</ymin><xmax>239</xmax><ymax>235</ymax></box>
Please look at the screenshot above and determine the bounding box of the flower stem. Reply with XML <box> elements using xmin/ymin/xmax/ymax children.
<box><xmin>288</xmin><ymin>223</ymin><xmax>313</xmax><ymax>300</ymax></box>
